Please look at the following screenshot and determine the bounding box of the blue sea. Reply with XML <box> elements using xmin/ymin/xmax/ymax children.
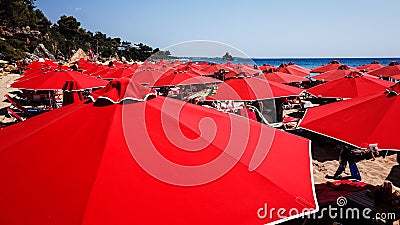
<box><xmin>191</xmin><ymin>57</ymin><xmax>400</xmax><ymax>69</ymax></box>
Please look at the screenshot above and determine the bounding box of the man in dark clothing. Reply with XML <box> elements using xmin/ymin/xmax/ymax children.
<box><xmin>332</xmin><ymin>145</ymin><xmax>361</xmax><ymax>181</ymax></box>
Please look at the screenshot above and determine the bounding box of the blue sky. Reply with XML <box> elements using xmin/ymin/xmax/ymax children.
<box><xmin>35</xmin><ymin>0</ymin><xmax>400</xmax><ymax>58</ymax></box>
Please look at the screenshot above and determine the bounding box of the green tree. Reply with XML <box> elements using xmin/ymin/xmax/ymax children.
<box><xmin>0</xmin><ymin>1</ymin><xmax>160</xmax><ymax>62</ymax></box>
<box><xmin>33</xmin><ymin>9</ymin><xmax>52</xmax><ymax>34</ymax></box>
<box><xmin>0</xmin><ymin>0</ymin><xmax>37</xmax><ymax>27</ymax></box>
<box><xmin>56</xmin><ymin>15</ymin><xmax>80</xmax><ymax>40</ymax></box>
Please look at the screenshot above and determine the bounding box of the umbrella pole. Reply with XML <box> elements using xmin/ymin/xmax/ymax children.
<box><xmin>50</xmin><ymin>91</ymin><xmax>56</xmax><ymax>109</ymax></box>
<box><xmin>47</xmin><ymin>91</ymin><xmax>52</xmax><ymax>109</ymax></box>
<box><xmin>189</xmin><ymin>84</ymin><xmax>194</xmax><ymax>95</ymax></box>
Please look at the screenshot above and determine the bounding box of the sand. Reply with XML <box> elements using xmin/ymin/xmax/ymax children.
<box><xmin>283</xmin><ymin>106</ymin><xmax>400</xmax><ymax>191</ymax></box>
<box><xmin>0</xmin><ymin>73</ymin><xmax>20</xmax><ymax>107</ymax></box>
<box><xmin>312</xmin><ymin>143</ymin><xmax>400</xmax><ymax>190</ymax></box>
<box><xmin>0</xmin><ymin>73</ymin><xmax>20</xmax><ymax>123</ymax></box>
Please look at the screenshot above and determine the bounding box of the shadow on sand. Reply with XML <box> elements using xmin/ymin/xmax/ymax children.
<box><xmin>386</xmin><ymin>165</ymin><xmax>400</xmax><ymax>188</ymax></box>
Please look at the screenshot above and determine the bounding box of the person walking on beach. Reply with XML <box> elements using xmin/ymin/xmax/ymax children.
<box><xmin>332</xmin><ymin>145</ymin><xmax>361</xmax><ymax>181</ymax></box>
<box><xmin>17</xmin><ymin>59</ymin><xmax>23</xmax><ymax>74</ymax></box>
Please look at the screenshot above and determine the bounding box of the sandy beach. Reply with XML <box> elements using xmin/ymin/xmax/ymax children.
<box><xmin>312</xmin><ymin>142</ymin><xmax>400</xmax><ymax>190</ymax></box>
<box><xmin>0</xmin><ymin>73</ymin><xmax>20</xmax><ymax>107</ymax></box>
<box><xmin>0</xmin><ymin>73</ymin><xmax>20</xmax><ymax>123</ymax></box>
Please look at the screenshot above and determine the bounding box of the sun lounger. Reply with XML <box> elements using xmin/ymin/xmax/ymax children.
<box><xmin>4</xmin><ymin>94</ymin><xmax>31</xmax><ymax>117</ymax></box>
<box><xmin>347</xmin><ymin>190</ymin><xmax>400</xmax><ymax>224</ymax></box>
<box><xmin>282</xmin><ymin>115</ymin><xmax>300</xmax><ymax>130</ymax></box>
<box><xmin>247</xmin><ymin>105</ymin><xmax>283</xmax><ymax>128</ymax></box>
<box><xmin>4</xmin><ymin>94</ymin><xmax>51</xmax><ymax>117</ymax></box>
<box><xmin>6</xmin><ymin>108</ymin><xmax>24</xmax><ymax>122</ymax></box>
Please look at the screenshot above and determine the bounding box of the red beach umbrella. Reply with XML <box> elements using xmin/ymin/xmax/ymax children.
<box><xmin>18</xmin><ymin>68</ymin><xmax>51</xmax><ymax>81</ymax></box>
<box><xmin>112</xmin><ymin>60</ymin><xmax>125</xmax><ymax>68</ymax></box>
<box><xmin>310</xmin><ymin>60</ymin><xmax>354</xmax><ymax>73</ymax></box>
<box><xmin>83</xmin><ymin>64</ymin><xmax>107</xmax><ymax>75</ymax></box>
<box><xmin>99</xmin><ymin>67</ymin><xmax>137</xmax><ymax>79</ymax></box>
<box><xmin>224</xmin><ymin>70</ymin><xmax>243</xmax><ymax>80</ymax></box>
<box><xmin>306</xmin><ymin>75</ymin><xmax>395</xmax><ymax>98</ymax></box>
<box><xmin>12</xmin><ymin>70</ymin><xmax>108</xmax><ymax>90</ymax></box>
<box><xmin>175</xmin><ymin>63</ymin><xmax>203</xmax><ymax>73</ymax></box>
<box><xmin>233</xmin><ymin>65</ymin><xmax>262</xmax><ymax>76</ymax></box>
<box><xmin>368</xmin><ymin>61</ymin><xmax>400</xmax><ymax>78</ymax></box>
<box><xmin>79</xmin><ymin>62</ymin><xmax>100</xmax><ymax>73</ymax></box>
<box><xmin>207</xmin><ymin>77</ymin><xmax>303</xmax><ymax>101</ymax></box>
<box><xmin>90</xmin><ymin>78</ymin><xmax>156</xmax><ymax>102</ymax></box>
<box><xmin>262</xmin><ymin>71</ymin><xmax>309</xmax><ymax>84</ymax></box>
<box><xmin>0</xmin><ymin>79</ymin><xmax>317</xmax><ymax>225</ymax></box>
<box><xmin>312</xmin><ymin>66</ymin><xmax>360</xmax><ymax>82</ymax></box>
<box><xmin>62</xmin><ymin>81</ymin><xmax>84</xmax><ymax>106</ymax></box>
<box><xmin>151</xmin><ymin>71</ymin><xmax>221</xmax><ymax>86</ymax></box>
<box><xmin>90</xmin><ymin>67</ymin><xmax>116</xmax><ymax>77</ymax></box>
<box><xmin>76</xmin><ymin>58</ymin><xmax>88</xmax><ymax>64</ymax></box>
<box><xmin>392</xmin><ymin>74</ymin><xmax>400</xmax><ymax>81</ymax></box>
<box><xmin>131</xmin><ymin>70</ymin><xmax>166</xmax><ymax>85</ymax></box>
<box><xmin>391</xmin><ymin>82</ymin><xmax>400</xmax><ymax>93</ymax></box>
<box><xmin>299</xmin><ymin>84</ymin><xmax>400</xmax><ymax>150</ymax></box>
<box><xmin>24</xmin><ymin>60</ymin><xmax>56</xmax><ymax>70</ymax></box>
<box><xmin>259</xmin><ymin>64</ymin><xmax>275</xmax><ymax>72</ymax></box>
<box><xmin>200</xmin><ymin>63</ymin><xmax>231</xmax><ymax>75</ymax></box>
<box><xmin>175</xmin><ymin>67</ymin><xmax>203</xmax><ymax>76</ymax></box>
<box><xmin>356</xmin><ymin>60</ymin><xmax>383</xmax><ymax>72</ymax></box>
<box><xmin>277</xmin><ymin>62</ymin><xmax>310</xmax><ymax>77</ymax></box>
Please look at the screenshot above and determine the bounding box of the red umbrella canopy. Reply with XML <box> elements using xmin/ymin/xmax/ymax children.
<box><xmin>233</xmin><ymin>65</ymin><xmax>262</xmax><ymax>76</ymax></box>
<box><xmin>151</xmin><ymin>71</ymin><xmax>221</xmax><ymax>86</ymax></box>
<box><xmin>310</xmin><ymin>60</ymin><xmax>354</xmax><ymax>73</ymax></box>
<box><xmin>262</xmin><ymin>71</ymin><xmax>309</xmax><ymax>83</ymax></box>
<box><xmin>312</xmin><ymin>66</ymin><xmax>360</xmax><ymax>81</ymax></box>
<box><xmin>112</xmin><ymin>61</ymin><xmax>125</xmax><ymax>68</ymax></box>
<box><xmin>174</xmin><ymin>67</ymin><xmax>204</xmax><ymax>77</ymax></box>
<box><xmin>306</xmin><ymin>75</ymin><xmax>395</xmax><ymax>98</ymax></box>
<box><xmin>91</xmin><ymin>78</ymin><xmax>156</xmax><ymax>103</ymax></box>
<box><xmin>24</xmin><ymin>60</ymin><xmax>57</xmax><ymax>70</ymax></box>
<box><xmin>131</xmin><ymin>69</ymin><xmax>166</xmax><ymax>85</ymax></box>
<box><xmin>79</xmin><ymin>62</ymin><xmax>100</xmax><ymax>73</ymax></box>
<box><xmin>91</xmin><ymin>67</ymin><xmax>117</xmax><ymax>77</ymax></box>
<box><xmin>259</xmin><ymin>64</ymin><xmax>275</xmax><ymax>72</ymax></box>
<box><xmin>18</xmin><ymin>68</ymin><xmax>52</xmax><ymax>81</ymax></box>
<box><xmin>174</xmin><ymin>63</ymin><xmax>204</xmax><ymax>72</ymax></box>
<box><xmin>76</xmin><ymin>58</ymin><xmax>88</xmax><ymax>64</ymax></box>
<box><xmin>356</xmin><ymin>60</ymin><xmax>383</xmax><ymax>72</ymax></box>
<box><xmin>83</xmin><ymin>64</ymin><xmax>107</xmax><ymax>75</ymax></box>
<box><xmin>391</xmin><ymin>82</ymin><xmax>400</xmax><ymax>93</ymax></box>
<box><xmin>99</xmin><ymin>67</ymin><xmax>137</xmax><ymax>79</ymax></box>
<box><xmin>299</xmin><ymin>88</ymin><xmax>400</xmax><ymax>150</ymax></box>
<box><xmin>368</xmin><ymin>61</ymin><xmax>400</xmax><ymax>78</ymax></box>
<box><xmin>200</xmin><ymin>63</ymin><xmax>232</xmax><ymax>75</ymax></box>
<box><xmin>11</xmin><ymin>71</ymin><xmax>108</xmax><ymax>90</ymax></box>
<box><xmin>207</xmin><ymin>77</ymin><xmax>303</xmax><ymax>101</ymax></box>
<box><xmin>277</xmin><ymin>63</ymin><xmax>310</xmax><ymax>77</ymax></box>
<box><xmin>224</xmin><ymin>70</ymin><xmax>242</xmax><ymax>80</ymax></box>
<box><xmin>392</xmin><ymin>74</ymin><xmax>400</xmax><ymax>80</ymax></box>
<box><xmin>62</xmin><ymin>81</ymin><xmax>84</xmax><ymax>106</ymax></box>
<box><xmin>0</xmin><ymin>79</ymin><xmax>317</xmax><ymax>225</ymax></box>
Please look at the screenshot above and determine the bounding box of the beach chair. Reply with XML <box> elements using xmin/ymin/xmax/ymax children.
<box><xmin>282</xmin><ymin>115</ymin><xmax>300</xmax><ymax>130</ymax></box>
<box><xmin>5</xmin><ymin>94</ymin><xmax>49</xmax><ymax>117</ymax></box>
<box><xmin>6</xmin><ymin>108</ymin><xmax>24</xmax><ymax>122</ymax></box>
<box><xmin>4</xmin><ymin>94</ymin><xmax>31</xmax><ymax>117</ymax></box>
<box><xmin>247</xmin><ymin>105</ymin><xmax>283</xmax><ymax>128</ymax></box>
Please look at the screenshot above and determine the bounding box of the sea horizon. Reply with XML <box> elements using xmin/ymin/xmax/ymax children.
<box><xmin>186</xmin><ymin>57</ymin><xmax>400</xmax><ymax>69</ymax></box>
